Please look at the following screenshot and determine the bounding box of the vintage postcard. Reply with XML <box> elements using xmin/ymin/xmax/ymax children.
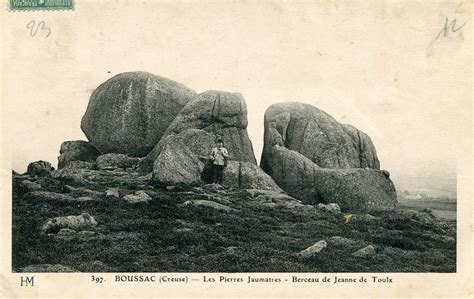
<box><xmin>0</xmin><ymin>0</ymin><xmax>472</xmax><ymax>297</ymax></box>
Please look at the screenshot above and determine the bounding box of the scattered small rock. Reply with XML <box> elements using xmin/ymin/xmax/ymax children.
<box><xmin>297</xmin><ymin>240</ymin><xmax>327</xmax><ymax>258</ymax></box>
<box><xmin>179</xmin><ymin>200</ymin><xmax>236</xmax><ymax>212</ymax></box>
<box><xmin>20</xmin><ymin>180</ymin><xmax>42</xmax><ymax>191</ymax></box>
<box><xmin>24</xmin><ymin>191</ymin><xmax>74</xmax><ymax>202</ymax></box>
<box><xmin>246</xmin><ymin>189</ymin><xmax>304</xmax><ymax>209</ymax></box>
<box><xmin>105</xmin><ymin>187</ymin><xmax>120</xmax><ymax>198</ymax></box>
<box><xmin>122</xmin><ymin>191</ymin><xmax>152</xmax><ymax>203</ymax></box>
<box><xmin>317</xmin><ymin>203</ymin><xmax>341</xmax><ymax>213</ymax></box>
<box><xmin>166</xmin><ymin>186</ymin><xmax>176</xmax><ymax>191</ymax></box>
<box><xmin>352</xmin><ymin>245</ymin><xmax>376</xmax><ymax>257</ymax></box>
<box><xmin>41</xmin><ymin>213</ymin><xmax>98</xmax><ymax>233</ymax></box>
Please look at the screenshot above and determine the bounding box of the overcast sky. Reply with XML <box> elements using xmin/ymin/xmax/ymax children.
<box><xmin>3</xmin><ymin>1</ymin><xmax>470</xmax><ymax>191</ymax></box>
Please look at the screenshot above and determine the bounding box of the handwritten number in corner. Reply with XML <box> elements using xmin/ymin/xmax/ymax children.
<box><xmin>435</xmin><ymin>17</ymin><xmax>466</xmax><ymax>41</ymax></box>
<box><xmin>26</xmin><ymin>21</ymin><xmax>51</xmax><ymax>38</ymax></box>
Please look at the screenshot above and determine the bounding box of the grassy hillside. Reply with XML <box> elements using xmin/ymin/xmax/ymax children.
<box><xmin>12</xmin><ymin>169</ymin><xmax>456</xmax><ymax>273</ymax></box>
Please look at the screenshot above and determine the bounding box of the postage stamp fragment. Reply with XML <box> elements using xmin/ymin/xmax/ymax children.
<box><xmin>9</xmin><ymin>0</ymin><xmax>74</xmax><ymax>11</ymax></box>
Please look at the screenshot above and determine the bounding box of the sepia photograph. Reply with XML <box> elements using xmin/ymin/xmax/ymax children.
<box><xmin>1</xmin><ymin>0</ymin><xmax>472</xmax><ymax>297</ymax></box>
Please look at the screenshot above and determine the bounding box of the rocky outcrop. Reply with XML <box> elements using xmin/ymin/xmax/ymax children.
<box><xmin>58</xmin><ymin>140</ymin><xmax>101</xmax><ymax>169</ymax></box>
<box><xmin>27</xmin><ymin>161</ymin><xmax>54</xmax><ymax>177</ymax></box>
<box><xmin>159</xmin><ymin>90</ymin><xmax>257</xmax><ymax>164</ymax></box>
<box><xmin>261</xmin><ymin>103</ymin><xmax>396</xmax><ymax>212</ymax></box>
<box><xmin>261</xmin><ymin>102</ymin><xmax>379</xmax><ymax>170</ymax></box>
<box><xmin>81</xmin><ymin>72</ymin><xmax>197</xmax><ymax>156</ymax></box>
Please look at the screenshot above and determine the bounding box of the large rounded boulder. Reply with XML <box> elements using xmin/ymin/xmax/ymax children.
<box><xmin>81</xmin><ymin>72</ymin><xmax>197</xmax><ymax>157</ymax></box>
<box><xmin>260</xmin><ymin>103</ymin><xmax>396</xmax><ymax>212</ymax></box>
<box><xmin>261</xmin><ymin>102</ymin><xmax>379</xmax><ymax>170</ymax></box>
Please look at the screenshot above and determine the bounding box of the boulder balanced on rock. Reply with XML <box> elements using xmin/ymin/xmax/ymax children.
<box><xmin>81</xmin><ymin>72</ymin><xmax>197</xmax><ymax>157</ymax></box>
<box><xmin>161</xmin><ymin>90</ymin><xmax>256</xmax><ymax>164</ymax></box>
<box><xmin>260</xmin><ymin>102</ymin><xmax>397</xmax><ymax>212</ymax></box>
<box><xmin>139</xmin><ymin>90</ymin><xmax>257</xmax><ymax>173</ymax></box>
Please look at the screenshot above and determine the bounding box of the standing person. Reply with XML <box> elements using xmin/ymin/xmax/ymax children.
<box><xmin>209</xmin><ymin>139</ymin><xmax>229</xmax><ymax>185</ymax></box>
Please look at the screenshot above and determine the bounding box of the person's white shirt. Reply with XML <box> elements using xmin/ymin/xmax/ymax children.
<box><xmin>210</xmin><ymin>147</ymin><xmax>229</xmax><ymax>165</ymax></box>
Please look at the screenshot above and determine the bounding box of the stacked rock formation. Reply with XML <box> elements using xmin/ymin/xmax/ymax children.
<box><xmin>260</xmin><ymin>102</ymin><xmax>397</xmax><ymax>211</ymax></box>
<box><xmin>140</xmin><ymin>90</ymin><xmax>280</xmax><ymax>190</ymax></box>
<box><xmin>143</xmin><ymin>90</ymin><xmax>257</xmax><ymax>167</ymax></box>
<box><xmin>51</xmin><ymin>72</ymin><xmax>397</xmax><ymax>205</ymax></box>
